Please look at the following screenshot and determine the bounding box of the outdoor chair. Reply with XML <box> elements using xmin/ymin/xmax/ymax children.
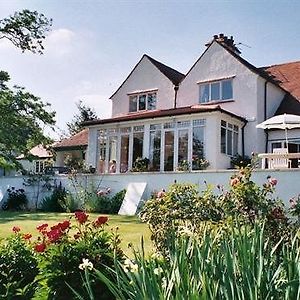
<box><xmin>269</xmin><ymin>148</ymin><xmax>291</xmax><ymax>169</ymax></box>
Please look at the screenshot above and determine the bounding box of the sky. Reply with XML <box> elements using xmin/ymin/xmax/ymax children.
<box><xmin>0</xmin><ymin>0</ymin><xmax>299</xmax><ymax>139</ymax></box>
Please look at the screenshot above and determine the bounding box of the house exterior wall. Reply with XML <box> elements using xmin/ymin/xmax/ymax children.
<box><xmin>111</xmin><ymin>56</ymin><xmax>176</xmax><ymax>117</ymax></box>
<box><xmin>176</xmin><ymin>42</ymin><xmax>285</xmax><ymax>157</ymax></box>
<box><xmin>86</xmin><ymin>111</ymin><xmax>244</xmax><ymax>172</ymax></box>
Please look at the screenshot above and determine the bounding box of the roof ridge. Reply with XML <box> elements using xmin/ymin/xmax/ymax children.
<box><xmin>144</xmin><ymin>54</ymin><xmax>185</xmax><ymax>85</ymax></box>
<box><xmin>259</xmin><ymin>60</ymin><xmax>300</xmax><ymax>69</ymax></box>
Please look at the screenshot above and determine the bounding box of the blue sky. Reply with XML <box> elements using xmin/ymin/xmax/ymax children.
<box><xmin>0</xmin><ymin>0</ymin><xmax>299</xmax><ymax>139</ymax></box>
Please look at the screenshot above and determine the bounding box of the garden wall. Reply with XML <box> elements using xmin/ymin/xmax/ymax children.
<box><xmin>0</xmin><ymin>169</ymin><xmax>299</xmax><ymax>210</ymax></box>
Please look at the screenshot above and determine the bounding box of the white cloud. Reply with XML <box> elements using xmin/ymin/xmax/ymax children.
<box><xmin>44</xmin><ymin>28</ymin><xmax>75</xmax><ymax>56</ymax></box>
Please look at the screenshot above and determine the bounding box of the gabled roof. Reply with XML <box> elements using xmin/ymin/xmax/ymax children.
<box><xmin>259</xmin><ymin>61</ymin><xmax>300</xmax><ymax>101</ymax></box>
<box><xmin>84</xmin><ymin>104</ymin><xmax>246</xmax><ymax>126</ymax></box>
<box><xmin>109</xmin><ymin>54</ymin><xmax>185</xmax><ymax>99</ymax></box>
<box><xmin>17</xmin><ymin>145</ymin><xmax>53</xmax><ymax>160</ymax></box>
<box><xmin>52</xmin><ymin>129</ymin><xmax>88</xmax><ymax>151</ymax></box>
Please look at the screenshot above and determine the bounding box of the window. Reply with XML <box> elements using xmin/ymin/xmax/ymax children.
<box><xmin>35</xmin><ymin>160</ymin><xmax>45</xmax><ymax>173</ymax></box>
<box><xmin>192</xmin><ymin>119</ymin><xmax>205</xmax><ymax>170</ymax></box>
<box><xmin>199</xmin><ymin>79</ymin><xmax>233</xmax><ymax>103</ymax></box>
<box><xmin>129</xmin><ymin>92</ymin><xmax>157</xmax><ymax>112</ymax></box>
<box><xmin>221</xmin><ymin>120</ymin><xmax>238</xmax><ymax>156</ymax></box>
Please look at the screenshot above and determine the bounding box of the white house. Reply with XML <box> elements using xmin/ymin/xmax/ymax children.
<box><xmin>84</xmin><ymin>34</ymin><xmax>300</xmax><ymax>173</ymax></box>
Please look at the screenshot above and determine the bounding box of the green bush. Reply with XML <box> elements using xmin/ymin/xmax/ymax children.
<box><xmin>40</xmin><ymin>182</ymin><xmax>66</xmax><ymax>212</ymax></box>
<box><xmin>0</xmin><ymin>230</ymin><xmax>39</xmax><ymax>299</ymax></box>
<box><xmin>141</xmin><ymin>165</ymin><xmax>292</xmax><ymax>253</ymax></box>
<box><xmin>109</xmin><ymin>189</ymin><xmax>126</xmax><ymax>214</ymax></box>
<box><xmin>36</xmin><ymin>212</ymin><xmax>124</xmax><ymax>300</ymax></box>
<box><xmin>2</xmin><ymin>187</ymin><xmax>28</xmax><ymax>211</ymax></box>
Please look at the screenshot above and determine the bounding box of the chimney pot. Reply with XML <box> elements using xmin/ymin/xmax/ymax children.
<box><xmin>213</xmin><ymin>35</ymin><xmax>218</xmax><ymax>39</ymax></box>
<box><xmin>219</xmin><ymin>33</ymin><xmax>224</xmax><ymax>38</ymax></box>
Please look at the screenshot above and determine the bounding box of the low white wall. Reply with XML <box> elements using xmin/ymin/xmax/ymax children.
<box><xmin>0</xmin><ymin>169</ymin><xmax>299</xmax><ymax>210</ymax></box>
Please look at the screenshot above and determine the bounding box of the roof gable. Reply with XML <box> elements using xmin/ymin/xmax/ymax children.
<box><xmin>109</xmin><ymin>54</ymin><xmax>184</xmax><ymax>99</ymax></box>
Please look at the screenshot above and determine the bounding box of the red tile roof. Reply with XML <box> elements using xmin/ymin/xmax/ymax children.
<box><xmin>52</xmin><ymin>129</ymin><xmax>88</xmax><ymax>150</ymax></box>
<box><xmin>260</xmin><ymin>61</ymin><xmax>300</xmax><ymax>101</ymax></box>
<box><xmin>17</xmin><ymin>145</ymin><xmax>52</xmax><ymax>159</ymax></box>
<box><xmin>84</xmin><ymin>104</ymin><xmax>246</xmax><ymax>126</ymax></box>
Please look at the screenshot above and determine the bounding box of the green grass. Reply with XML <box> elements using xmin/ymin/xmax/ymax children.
<box><xmin>0</xmin><ymin>212</ymin><xmax>152</xmax><ymax>255</ymax></box>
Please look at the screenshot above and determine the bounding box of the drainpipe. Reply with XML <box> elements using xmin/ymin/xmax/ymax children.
<box><xmin>174</xmin><ymin>85</ymin><xmax>179</xmax><ymax>109</ymax></box>
<box><xmin>264</xmin><ymin>81</ymin><xmax>268</xmax><ymax>152</ymax></box>
<box><xmin>241</xmin><ymin>121</ymin><xmax>247</xmax><ymax>157</ymax></box>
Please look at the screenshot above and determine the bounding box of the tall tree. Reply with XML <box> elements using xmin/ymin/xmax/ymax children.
<box><xmin>67</xmin><ymin>100</ymin><xmax>98</xmax><ymax>136</ymax></box>
<box><xmin>0</xmin><ymin>9</ymin><xmax>54</xmax><ymax>170</ymax></box>
<box><xmin>0</xmin><ymin>72</ymin><xmax>56</xmax><ymax>170</ymax></box>
<box><xmin>0</xmin><ymin>9</ymin><xmax>52</xmax><ymax>54</ymax></box>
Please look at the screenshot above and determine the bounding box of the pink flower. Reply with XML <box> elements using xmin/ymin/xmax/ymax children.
<box><xmin>12</xmin><ymin>226</ymin><xmax>20</xmax><ymax>233</ymax></box>
<box><xmin>290</xmin><ymin>198</ymin><xmax>296</xmax><ymax>208</ymax></box>
<box><xmin>157</xmin><ymin>189</ymin><xmax>166</xmax><ymax>198</ymax></box>
<box><xmin>268</xmin><ymin>177</ymin><xmax>278</xmax><ymax>186</ymax></box>
<box><xmin>230</xmin><ymin>177</ymin><xmax>240</xmax><ymax>187</ymax></box>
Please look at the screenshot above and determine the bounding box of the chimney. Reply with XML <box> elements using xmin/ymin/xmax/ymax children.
<box><xmin>205</xmin><ymin>33</ymin><xmax>241</xmax><ymax>55</ymax></box>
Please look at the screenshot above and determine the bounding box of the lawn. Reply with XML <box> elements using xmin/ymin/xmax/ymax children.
<box><xmin>0</xmin><ymin>212</ymin><xmax>152</xmax><ymax>255</ymax></box>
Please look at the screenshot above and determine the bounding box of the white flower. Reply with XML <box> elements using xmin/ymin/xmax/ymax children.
<box><xmin>162</xmin><ymin>277</ymin><xmax>167</xmax><ymax>289</ymax></box>
<box><xmin>153</xmin><ymin>267</ymin><xmax>163</xmax><ymax>275</ymax></box>
<box><xmin>79</xmin><ymin>258</ymin><xmax>93</xmax><ymax>271</ymax></box>
<box><xmin>123</xmin><ymin>258</ymin><xmax>138</xmax><ymax>273</ymax></box>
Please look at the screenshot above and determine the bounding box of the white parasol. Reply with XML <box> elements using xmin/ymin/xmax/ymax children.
<box><xmin>256</xmin><ymin>113</ymin><xmax>300</xmax><ymax>147</ymax></box>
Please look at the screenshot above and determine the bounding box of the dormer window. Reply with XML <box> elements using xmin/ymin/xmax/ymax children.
<box><xmin>199</xmin><ymin>79</ymin><xmax>233</xmax><ymax>103</ymax></box>
<box><xmin>129</xmin><ymin>91</ymin><xmax>157</xmax><ymax>112</ymax></box>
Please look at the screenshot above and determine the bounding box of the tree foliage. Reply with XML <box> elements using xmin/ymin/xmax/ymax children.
<box><xmin>67</xmin><ymin>100</ymin><xmax>98</xmax><ymax>135</ymax></box>
<box><xmin>0</xmin><ymin>9</ymin><xmax>52</xmax><ymax>54</ymax></box>
<box><xmin>0</xmin><ymin>72</ymin><xmax>56</xmax><ymax>170</ymax></box>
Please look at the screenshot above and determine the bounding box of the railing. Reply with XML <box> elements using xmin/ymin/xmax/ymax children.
<box><xmin>258</xmin><ymin>153</ymin><xmax>300</xmax><ymax>169</ymax></box>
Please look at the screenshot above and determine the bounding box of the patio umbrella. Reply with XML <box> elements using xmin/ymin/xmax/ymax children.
<box><xmin>256</xmin><ymin>113</ymin><xmax>300</xmax><ymax>147</ymax></box>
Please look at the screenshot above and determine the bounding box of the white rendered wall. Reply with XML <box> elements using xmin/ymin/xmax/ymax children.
<box><xmin>111</xmin><ymin>56</ymin><xmax>176</xmax><ymax>117</ymax></box>
<box><xmin>1</xmin><ymin>170</ymin><xmax>300</xmax><ymax>210</ymax></box>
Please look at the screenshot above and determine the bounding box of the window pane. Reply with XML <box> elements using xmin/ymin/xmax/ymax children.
<box><xmin>149</xmin><ymin>130</ymin><xmax>161</xmax><ymax>171</ymax></box>
<box><xmin>129</xmin><ymin>96</ymin><xmax>137</xmax><ymax>112</ymax></box>
<box><xmin>164</xmin><ymin>131</ymin><xmax>174</xmax><ymax>171</ymax></box>
<box><xmin>178</xmin><ymin>129</ymin><xmax>189</xmax><ymax>164</ymax></box>
<box><xmin>147</xmin><ymin>93</ymin><xmax>157</xmax><ymax>110</ymax></box>
<box><xmin>138</xmin><ymin>95</ymin><xmax>146</xmax><ymax>110</ymax></box>
<box><xmin>120</xmin><ymin>135</ymin><xmax>129</xmax><ymax>173</ymax></box>
<box><xmin>233</xmin><ymin>131</ymin><xmax>238</xmax><ymax>155</ymax></box>
<box><xmin>221</xmin><ymin>127</ymin><xmax>226</xmax><ymax>154</ymax></box>
<box><xmin>222</xmin><ymin>80</ymin><xmax>233</xmax><ymax>100</ymax></box>
<box><xmin>133</xmin><ymin>132</ymin><xmax>144</xmax><ymax>164</ymax></box>
<box><xmin>200</xmin><ymin>84</ymin><xmax>209</xmax><ymax>103</ymax></box>
<box><xmin>192</xmin><ymin>126</ymin><xmax>204</xmax><ymax>170</ymax></box>
<box><xmin>211</xmin><ymin>82</ymin><xmax>220</xmax><ymax>100</ymax></box>
<box><xmin>108</xmin><ymin>136</ymin><xmax>117</xmax><ymax>172</ymax></box>
<box><xmin>227</xmin><ymin>130</ymin><xmax>233</xmax><ymax>155</ymax></box>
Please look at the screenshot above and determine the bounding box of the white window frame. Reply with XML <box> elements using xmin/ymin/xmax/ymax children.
<box><xmin>199</xmin><ymin>78</ymin><xmax>233</xmax><ymax>103</ymax></box>
<box><xmin>129</xmin><ymin>91</ymin><xmax>157</xmax><ymax>112</ymax></box>
<box><xmin>221</xmin><ymin>120</ymin><xmax>239</xmax><ymax>156</ymax></box>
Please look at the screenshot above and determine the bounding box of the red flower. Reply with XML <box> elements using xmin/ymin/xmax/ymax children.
<box><xmin>37</xmin><ymin>223</ymin><xmax>48</xmax><ymax>233</ymax></box>
<box><xmin>75</xmin><ymin>211</ymin><xmax>88</xmax><ymax>224</ymax></box>
<box><xmin>47</xmin><ymin>228</ymin><xmax>62</xmax><ymax>243</ymax></box>
<box><xmin>59</xmin><ymin>220</ymin><xmax>71</xmax><ymax>231</ymax></box>
<box><xmin>35</xmin><ymin>243</ymin><xmax>46</xmax><ymax>253</ymax></box>
<box><xmin>12</xmin><ymin>226</ymin><xmax>20</xmax><ymax>233</ymax></box>
<box><xmin>94</xmin><ymin>216</ymin><xmax>108</xmax><ymax>227</ymax></box>
<box><xmin>23</xmin><ymin>233</ymin><xmax>32</xmax><ymax>240</ymax></box>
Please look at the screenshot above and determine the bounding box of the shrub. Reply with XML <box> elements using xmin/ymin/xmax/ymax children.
<box><xmin>0</xmin><ymin>229</ymin><xmax>39</xmax><ymax>299</ymax></box>
<box><xmin>2</xmin><ymin>187</ymin><xmax>28</xmax><ymax>210</ymax></box>
<box><xmin>230</xmin><ymin>154</ymin><xmax>252</xmax><ymax>168</ymax></box>
<box><xmin>36</xmin><ymin>212</ymin><xmax>124</xmax><ymax>299</ymax></box>
<box><xmin>131</xmin><ymin>157</ymin><xmax>149</xmax><ymax>172</ymax></box>
<box><xmin>40</xmin><ymin>182</ymin><xmax>66</xmax><ymax>212</ymax></box>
